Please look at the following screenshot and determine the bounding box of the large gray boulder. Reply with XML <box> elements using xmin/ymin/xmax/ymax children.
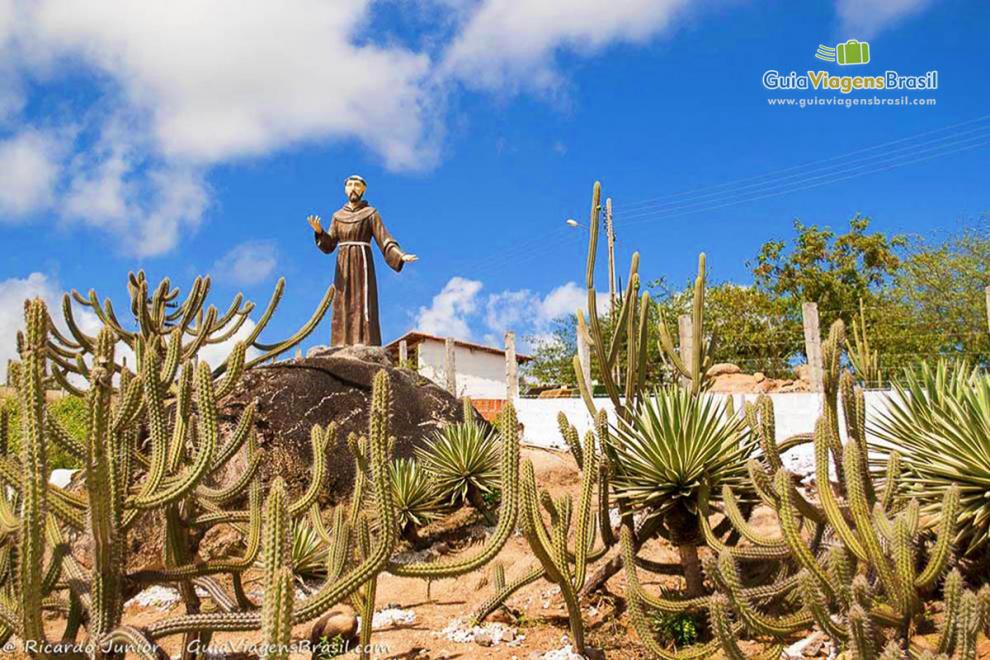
<box><xmin>215</xmin><ymin>345</ymin><xmax>477</xmax><ymax>503</ymax></box>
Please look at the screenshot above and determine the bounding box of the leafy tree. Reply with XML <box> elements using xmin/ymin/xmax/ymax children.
<box><xmin>881</xmin><ymin>222</ymin><xmax>990</xmax><ymax>367</ymax></box>
<box><xmin>750</xmin><ymin>214</ymin><xmax>905</xmax><ymax>329</ymax></box>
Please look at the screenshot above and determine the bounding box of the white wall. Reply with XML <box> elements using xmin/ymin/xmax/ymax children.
<box><xmin>417</xmin><ymin>339</ymin><xmax>510</xmax><ymax>399</ymax></box>
<box><xmin>514</xmin><ymin>391</ymin><xmax>895</xmax><ymax>478</ymax></box>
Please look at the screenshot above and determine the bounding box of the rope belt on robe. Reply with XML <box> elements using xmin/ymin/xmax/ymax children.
<box><xmin>338</xmin><ymin>241</ymin><xmax>372</xmax><ymax>322</ymax></box>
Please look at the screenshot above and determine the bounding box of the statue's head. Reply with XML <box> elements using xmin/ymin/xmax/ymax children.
<box><xmin>344</xmin><ymin>175</ymin><xmax>367</xmax><ymax>204</ymax></box>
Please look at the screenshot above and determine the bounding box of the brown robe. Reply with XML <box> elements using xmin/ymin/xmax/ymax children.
<box><xmin>315</xmin><ymin>200</ymin><xmax>405</xmax><ymax>346</ymax></box>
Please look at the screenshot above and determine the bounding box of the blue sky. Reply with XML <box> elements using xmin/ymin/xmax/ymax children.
<box><xmin>0</xmin><ymin>0</ymin><xmax>988</xmax><ymax>363</ymax></box>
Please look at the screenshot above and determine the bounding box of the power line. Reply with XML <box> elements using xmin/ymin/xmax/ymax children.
<box><xmin>615</xmin><ymin>136</ymin><xmax>990</xmax><ymax>228</ymax></box>
<box><xmin>616</xmin><ymin>115</ymin><xmax>990</xmax><ymax>213</ymax></box>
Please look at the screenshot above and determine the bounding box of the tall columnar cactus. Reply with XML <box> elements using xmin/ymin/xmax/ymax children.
<box><xmin>48</xmin><ymin>270</ymin><xmax>333</xmax><ymax>392</ymax></box>
<box><xmin>0</xmin><ymin>294</ymin><xmax>398</xmax><ymax>657</ymax></box>
<box><xmin>625</xmin><ymin>319</ymin><xmax>985</xmax><ymax>658</ymax></box>
<box><xmin>848</xmin><ymin>298</ymin><xmax>882</xmax><ymax>387</ymax></box>
<box><xmin>573</xmin><ymin>181</ymin><xmax>651</xmax><ymax>422</ymax></box>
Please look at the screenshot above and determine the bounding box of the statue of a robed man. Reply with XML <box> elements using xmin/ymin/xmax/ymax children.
<box><xmin>307</xmin><ymin>175</ymin><xmax>418</xmax><ymax>346</ymax></box>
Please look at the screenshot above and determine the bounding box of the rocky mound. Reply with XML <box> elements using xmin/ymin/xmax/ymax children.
<box><xmin>214</xmin><ymin>345</ymin><xmax>476</xmax><ymax>504</ymax></box>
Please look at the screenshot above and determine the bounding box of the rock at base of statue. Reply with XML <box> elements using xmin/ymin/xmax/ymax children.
<box><xmin>213</xmin><ymin>344</ymin><xmax>477</xmax><ymax>505</ymax></box>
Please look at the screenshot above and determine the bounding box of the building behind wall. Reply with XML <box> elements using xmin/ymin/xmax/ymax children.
<box><xmin>384</xmin><ymin>331</ymin><xmax>532</xmax><ymax>420</ymax></box>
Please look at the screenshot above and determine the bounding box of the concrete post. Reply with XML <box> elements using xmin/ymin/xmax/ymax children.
<box><xmin>678</xmin><ymin>314</ymin><xmax>693</xmax><ymax>389</ymax></box>
<box><xmin>802</xmin><ymin>302</ymin><xmax>824</xmax><ymax>392</ymax></box>
<box><xmin>505</xmin><ymin>331</ymin><xmax>518</xmax><ymax>400</ymax></box>
<box><xmin>444</xmin><ymin>337</ymin><xmax>456</xmax><ymax>394</ymax></box>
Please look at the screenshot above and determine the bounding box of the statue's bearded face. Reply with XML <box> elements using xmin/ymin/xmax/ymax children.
<box><xmin>344</xmin><ymin>179</ymin><xmax>366</xmax><ymax>203</ymax></box>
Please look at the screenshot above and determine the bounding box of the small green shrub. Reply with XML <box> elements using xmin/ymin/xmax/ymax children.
<box><xmin>650</xmin><ymin>611</ymin><xmax>700</xmax><ymax>648</ymax></box>
<box><xmin>1</xmin><ymin>393</ymin><xmax>85</xmax><ymax>469</ymax></box>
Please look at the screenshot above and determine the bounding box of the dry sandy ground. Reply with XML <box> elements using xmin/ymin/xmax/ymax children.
<box><xmin>12</xmin><ymin>447</ymin><xmax>990</xmax><ymax>658</ymax></box>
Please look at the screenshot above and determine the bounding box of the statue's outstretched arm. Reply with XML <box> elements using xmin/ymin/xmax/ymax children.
<box><xmin>313</xmin><ymin>216</ymin><xmax>338</xmax><ymax>254</ymax></box>
<box><xmin>371</xmin><ymin>211</ymin><xmax>410</xmax><ymax>271</ymax></box>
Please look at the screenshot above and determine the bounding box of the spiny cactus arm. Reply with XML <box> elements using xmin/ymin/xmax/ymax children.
<box><xmin>159</xmin><ymin>328</ymin><xmax>183</xmax><ymax>385</ymax></box>
<box><xmin>813</xmin><ymin>417</ymin><xmax>868</xmax><ymax>561</ymax></box>
<box><xmin>797</xmin><ymin>571</ymin><xmax>847</xmax><ymax>641</ymax></box>
<box><xmin>131</xmin><ymin>347</ymin><xmax>171</xmax><ymax>505</ymax></box>
<box><xmin>308</xmin><ymin>502</ymin><xmax>333</xmax><ymax>545</ymax></box>
<box><xmin>875</xmin><ymin>450</ymin><xmax>900</xmax><ymax>512</ymax></box>
<box><xmin>619</xmin><ymin>526</ymin><xmax>710</xmax><ymax>614</ymax></box>
<box><xmin>202</xmin><ymin>306</ymin><xmax>252</xmax><ymax>346</ymax></box>
<box><xmin>293</xmin><ymin>371</ymin><xmax>397</xmax><ymax>623</ymax></box>
<box><xmin>604</xmin><ymin>271</ymin><xmax>636</xmax><ymax>369</ymax></box>
<box><xmin>239</xmin><ymin>284</ymin><xmax>335</xmax><ymax>372</ymax></box>
<box><xmin>205</xmin><ymin>292</ymin><xmax>245</xmax><ymax>337</ymax></box>
<box><xmin>572</xmin><ymin>430</ymin><xmax>597</xmax><ymax>589</ymax></box>
<box><xmin>572</xmin><ymin>353</ymin><xmax>598</xmax><ymax>418</ymax></box>
<box><xmin>844</xmin><ymin>440</ymin><xmax>905</xmax><ymax>610</ymax></box>
<box><xmin>557</xmin><ymin>412</ymin><xmax>583</xmax><ymax>469</ymax></box>
<box><xmin>261</xmin><ymin>480</ymin><xmax>293</xmax><ymax>659</ymax></box>
<box><xmin>325</xmin><ymin>506</ymin><xmax>351</xmax><ymax>581</ymax></box>
<box><xmin>698</xmin><ymin>493</ymin><xmax>792</xmax><ymax>560</ymax></box>
<box><xmin>387</xmin><ymin>403</ymin><xmax>520</xmax><ymax>579</ymax></box>
<box><xmin>128</xmin><ymin>365</ymin><xmax>218</xmax><ymax>510</ymax></box>
<box><xmin>937</xmin><ymin>569</ymin><xmax>963</xmax><ymax>654</ymax></box>
<box><xmin>147</xmin><ymin>610</ymin><xmax>262</xmax><ymax>639</ymax></box>
<box><xmin>15</xmin><ymin>299</ymin><xmax>49</xmax><ymax>647</ymax></box>
<box><xmin>212</xmin><ymin>341</ymin><xmax>246</xmax><ymax>400</ymax></box>
<box><xmin>0</xmin><ymin>465</ymin><xmax>85</xmax><ymax>530</ymax></box>
<box><xmin>470</xmin><ymin>566</ymin><xmax>545</xmax><ymax>625</ymax></box>
<box><xmin>827</xmin><ymin>545</ymin><xmax>854</xmax><ymax>608</ymax></box>
<box><xmin>208</xmin><ymin>403</ymin><xmax>256</xmax><ymax>472</ymax></box>
<box><xmin>892</xmin><ymin>515</ymin><xmax>919</xmax><ymax>616</ymax></box>
<box><xmin>44</xmin><ymin>410</ymin><xmax>87</xmax><ymax>462</ymax></box>
<box><xmin>195</xmin><ymin>450</ymin><xmax>259</xmax><ymax>505</ymax></box>
<box><xmin>708</xmin><ymin>593</ymin><xmax>750</xmax><ymax>660</ymax></box>
<box><xmin>721</xmin><ymin>485</ymin><xmax>785</xmax><ymax>546</ymax></box>
<box><xmin>180</xmin><ymin>306</ymin><xmax>219</xmax><ymax>360</ymax></box>
<box><xmin>716</xmin><ymin>550</ymin><xmax>812</xmax><ymax>637</ymax></box>
<box><xmin>61</xmin><ymin>293</ymin><xmax>96</xmax><ymax>353</ymax></box>
<box><xmin>774</xmin><ymin>469</ymin><xmax>835</xmax><ymax>599</ymax></box>
<box><xmin>50</xmin><ymin>365</ymin><xmax>86</xmax><ymax>397</ymax></box>
<box><xmin>288</xmin><ymin>424</ymin><xmax>333</xmax><ymax>517</ymax></box>
<box><xmin>99</xmin><ymin>298</ymin><xmax>137</xmax><ymax>346</ymax></box>
<box><xmin>752</xmin><ymin>396</ymin><xmax>784</xmax><ymax>472</ymax></box>
<box><xmin>87</xmin><ymin>328</ymin><xmax>127</xmax><ymax>641</ymax></box>
<box><xmin>848</xmin><ymin>604</ymin><xmax>877</xmax><ymax>659</ymax></box>
<box><xmin>111</xmin><ymin>374</ymin><xmax>144</xmax><ymax>434</ymax></box>
<box><xmin>915</xmin><ymin>484</ymin><xmax>959</xmax><ymax>590</ymax></box>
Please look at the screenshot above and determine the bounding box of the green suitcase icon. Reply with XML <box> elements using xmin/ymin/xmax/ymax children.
<box><xmin>837</xmin><ymin>39</ymin><xmax>870</xmax><ymax>65</ymax></box>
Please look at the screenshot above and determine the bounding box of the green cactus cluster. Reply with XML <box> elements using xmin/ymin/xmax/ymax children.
<box><xmin>624</xmin><ymin>319</ymin><xmax>987</xmax><ymax>658</ymax></box>
<box><xmin>0</xmin><ymin>275</ymin><xmax>414</xmax><ymax>658</ymax></box>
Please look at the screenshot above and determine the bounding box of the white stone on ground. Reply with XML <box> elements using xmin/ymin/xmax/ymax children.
<box><xmin>370</xmin><ymin>607</ymin><xmax>416</xmax><ymax>630</ymax></box>
<box><xmin>439</xmin><ymin>618</ymin><xmax>521</xmax><ymax>647</ymax></box>
<box><xmin>125</xmin><ymin>585</ymin><xmax>181</xmax><ymax>610</ymax></box>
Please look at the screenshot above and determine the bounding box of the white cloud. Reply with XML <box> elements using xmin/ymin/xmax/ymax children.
<box><xmin>414</xmin><ymin>276</ymin><xmax>483</xmax><ymax>338</ymax></box>
<box><xmin>21</xmin><ymin>0</ymin><xmax>438</xmax><ymax>170</ymax></box>
<box><xmin>834</xmin><ymin>0</ymin><xmax>934</xmax><ymax>37</ymax></box>
<box><xmin>0</xmin><ymin>129</ymin><xmax>62</xmax><ymax>217</ymax></box>
<box><xmin>61</xmin><ymin>124</ymin><xmax>209</xmax><ymax>257</ymax></box>
<box><xmin>212</xmin><ymin>241</ymin><xmax>279</xmax><ymax>287</ymax></box>
<box><xmin>441</xmin><ymin>0</ymin><xmax>691</xmax><ymax>92</ymax></box>
<box><xmin>197</xmin><ymin>318</ymin><xmax>262</xmax><ymax>371</ymax></box>
<box><xmin>414</xmin><ymin>277</ymin><xmax>602</xmax><ymax>350</ymax></box>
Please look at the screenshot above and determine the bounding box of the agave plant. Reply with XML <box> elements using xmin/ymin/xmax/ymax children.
<box><xmin>871</xmin><ymin>360</ymin><xmax>990</xmax><ymax>554</ymax></box>
<box><xmin>612</xmin><ymin>385</ymin><xmax>756</xmax><ymax>595</ymax></box>
<box><xmin>417</xmin><ymin>400</ymin><xmax>500</xmax><ymax>523</ymax></box>
<box><xmin>390</xmin><ymin>457</ymin><xmax>443</xmax><ymax>541</ymax></box>
<box><xmin>291</xmin><ymin>520</ymin><xmax>329</xmax><ymax>579</ymax></box>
